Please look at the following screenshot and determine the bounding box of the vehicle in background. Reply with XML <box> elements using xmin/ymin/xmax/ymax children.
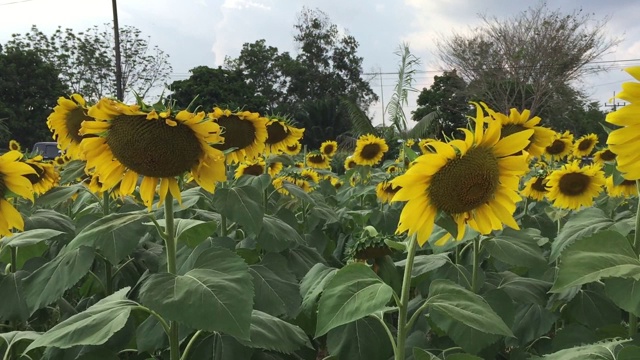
<box><xmin>32</xmin><ymin>142</ymin><xmax>60</xmax><ymax>160</ymax></box>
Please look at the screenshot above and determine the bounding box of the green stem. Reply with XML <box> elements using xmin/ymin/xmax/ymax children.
<box><xmin>220</xmin><ymin>214</ymin><xmax>227</xmax><ymax>237</ymax></box>
<box><xmin>164</xmin><ymin>192</ymin><xmax>180</xmax><ymax>360</ymax></box>
<box><xmin>395</xmin><ymin>234</ymin><xmax>418</xmax><ymax>360</ymax></box>
<box><xmin>629</xmin><ymin>180</ymin><xmax>640</xmax><ymax>338</ymax></box>
<box><xmin>134</xmin><ymin>305</ymin><xmax>171</xmax><ymax>336</ymax></box>
<box><xmin>180</xmin><ymin>330</ymin><xmax>204</xmax><ymax>360</ymax></box>
<box><xmin>369</xmin><ymin>314</ymin><xmax>397</xmax><ymax>357</ymax></box>
<box><xmin>471</xmin><ymin>237</ymin><xmax>481</xmax><ymax>293</ymax></box>
<box><xmin>104</xmin><ymin>257</ymin><xmax>113</xmax><ymax>296</ymax></box>
<box><xmin>523</xmin><ymin>197</ymin><xmax>529</xmax><ymax>217</ymax></box>
<box><xmin>406</xmin><ymin>300</ymin><xmax>430</xmax><ymax>332</ymax></box>
<box><xmin>10</xmin><ymin>247</ymin><xmax>17</xmax><ymax>273</ymax></box>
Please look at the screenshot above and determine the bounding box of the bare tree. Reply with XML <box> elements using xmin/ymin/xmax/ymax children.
<box><xmin>436</xmin><ymin>2</ymin><xmax>619</xmax><ymax>117</ymax></box>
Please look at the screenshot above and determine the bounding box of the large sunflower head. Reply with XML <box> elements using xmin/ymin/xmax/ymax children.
<box><xmin>264</xmin><ymin>117</ymin><xmax>305</xmax><ymax>155</ymax></box>
<box><xmin>544</xmin><ymin>131</ymin><xmax>573</xmax><ymax>159</ymax></box>
<box><xmin>605</xmin><ymin>176</ymin><xmax>637</xmax><ymax>198</ymax></box>
<box><xmin>546</xmin><ymin>161</ymin><xmax>605</xmax><ymax>210</ymax></box>
<box><xmin>234</xmin><ymin>158</ymin><xmax>266</xmax><ymax>179</ymax></box>
<box><xmin>81</xmin><ymin>98</ymin><xmax>226</xmax><ymax>209</ymax></box>
<box><xmin>47</xmin><ymin>94</ymin><xmax>92</xmax><ymax>160</ymax></box>
<box><xmin>320</xmin><ymin>140</ymin><xmax>338</xmax><ymax>157</ymax></box>
<box><xmin>306</xmin><ymin>151</ymin><xmax>331</xmax><ymax>170</ymax></box>
<box><xmin>0</xmin><ymin>151</ymin><xmax>36</xmax><ymax>236</ymax></box>
<box><xmin>353</xmin><ymin>134</ymin><xmax>389</xmax><ymax>166</ymax></box>
<box><xmin>208</xmin><ymin>107</ymin><xmax>268</xmax><ymax>164</ymax></box>
<box><xmin>573</xmin><ymin>133</ymin><xmax>598</xmax><ymax>157</ymax></box>
<box><xmin>392</xmin><ymin>102</ymin><xmax>532</xmax><ymax>246</ymax></box>
<box><xmin>521</xmin><ymin>175</ymin><xmax>548</xmax><ymax>201</ymax></box>
<box><xmin>24</xmin><ymin>155</ymin><xmax>59</xmax><ymax>195</ymax></box>
<box><xmin>484</xmin><ymin>107</ymin><xmax>555</xmax><ymax>157</ymax></box>
<box><xmin>593</xmin><ymin>148</ymin><xmax>617</xmax><ymax>165</ymax></box>
<box><xmin>376</xmin><ymin>180</ymin><xmax>402</xmax><ymax>204</ymax></box>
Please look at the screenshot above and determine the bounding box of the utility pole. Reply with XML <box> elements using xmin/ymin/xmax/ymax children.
<box><xmin>604</xmin><ymin>91</ymin><xmax>625</xmax><ymax>112</ymax></box>
<box><xmin>112</xmin><ymin>0</ymin><xmax>124</xmax><ymax>101</ymax></box>
<box><xmin>379</xmin><ymin>69</ymin><xmax>385</xmax><ymax>127</ymax></box>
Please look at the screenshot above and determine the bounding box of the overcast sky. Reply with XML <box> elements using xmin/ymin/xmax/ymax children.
<box><xmin>1</xmin><ymin>0</ymin><xmax>639</xmax><ymax>125</ymax></box>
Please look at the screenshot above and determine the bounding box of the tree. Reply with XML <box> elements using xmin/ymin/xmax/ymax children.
<box><xmin>412</xmin><ymin>70</ymin><xmax>470</xmax><ymax>139</ymax></box>
<box><xmin>436</xmin><ymin>2</ymin><xmax>618</xmax><ymax>124</ymax></box>
<box><xmin>5</xmin><ymin>24</ymin><xmax>172</xmax><ymax>102</ymax></box>
<box><xmin>0</xmin><ymin>46</ymin><xmax>68</xmax><ymax>147</ymax></box>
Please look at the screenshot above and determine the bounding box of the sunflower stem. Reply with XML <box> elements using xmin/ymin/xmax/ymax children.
<box><xmin>471</xmin><ymin>237</ymin><xmax>481</xmax><ymax>293</ymax></box>
<box><xmin>163</xmin><ymin>192</ymin><xmax>180</xmax><ymax>360</ymax></box>
<box><xmin>10</xmin><ymin>246</ymin><xmax>17</xmax><ymax>273</ymax></box>
<box><xmin>395</xmin><ymin>233</ymin><xmax>418</xmax><ymax>360</ymax></box>
<box><xmin>180</xmin><ymin>330</ymin><xmax>204</xmax><ymax>360</ymax></box>
<box><xmin>102</xmin><ymin>192</ymin><xmax>113</xmax><ymax>295</ymax></box>
<box><xmin>369</xmin><ymin>314</ymin><xmax>397</xmax><ymax>357</ymax></box>
<box><xmin>629</xmin><ymin>180</ymin><xmax>640</xmax><ymax>338</ymax></box>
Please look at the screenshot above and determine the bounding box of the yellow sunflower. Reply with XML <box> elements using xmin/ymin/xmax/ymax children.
<box><xmin>293</xmin><ymin>162</ymin><xmax>304</xmax><ymax>168</ymax></box>
<box><xmin>24</xmin><ymin>155</ymin><xmax>59</xmax><ymax>195</ymax></box>
<box><xmin>419</xmin><ymin>138</ymin><xmax>437</xmax><ymax>154</ymax></box>
<box><xmin>300</xmin><ymin>168</ymin><xmax>320</xmax><ymax>186</ymax></box>
<box><xmin>484</xmin><ymin>106</ymin><xmax>555</xmax><ymax>157</ymax></box>
<box><xmin>386</xmin><ymin>165</ymin><xmax>399</xmax><ymax>174</ymax></box>
<box><xmin>283</xmin><ymin>141</ymin><xmax>302</xmax><ymax>156</ymax></box>
<box><xmin>376</xmin><ymin>180</ymin><xmax>402</xmax><ymax>204</ymax></box>
<box><xmin>8</xmin><ymin>140</ymin><xmax>21</xmax><ymax>152</ymax></box>
<box><xmin>320</xmin><ymin>140</ymin><xmax>338</xmax><ymax>157</ymax></box>
<box><xmin>546</xmin><ymin>161</ymin><xmax>605</xmax><ymax>210</ymax></box>
<box><xmin>353</xmin><ymin>134</ymin><xmax>389</xmax><ymax>166</ymax></box>
<box><xmin>209</xmin><ymin>107</ymin><xmax>268</xmax><ymax>164</ymax></box>
<box><xmin>81</xmin><ymin>98</ymin><xmax>226</xmax><ymax>209</ymax></box>
<box><xmin>605</xmin><ymin>176</ymin><xmax>637</xmax><ymax>198</ymax></box>
<box><xmin>306</xmin><ymin>152</ymin><xmax>331</xmax><ymax>170</ymax></box>
<box><xmin>267</xmin><ymin>161</ymin><xmax>283</xmax><ymax>177</ymax></box>
<box><xmin>330</xmin><ymin>177</ymin><xmax>343</xmax><ymax>189</ymax></box>
<box><xmin>573</xmin><ymin>133</ymin><xmax>598</xmax><ymax>157</ymax></box>
<box><xmin>0</xmin><ymin>151</ymin><xmax>36</xmax><ymax>236</ymax></box>
<box><xmin>47</xmin><ymin>94</ymin><xmax>92</xmax><ymax>160</ymax></box>
<box><xmin>391</xmin><ymin>102</ymin><xmax>532</xmax><ymax>246</ymax></box>
<box><xmin>593</xmin><ymin>148</ymin><xmax>617</xmax><ymax>165</ymax></box>
<box><xmin>405</xmin><ymin>139</ymin><xmax>416</xmax><ymax>148</ymax></box>
<box><xmin>234</xmin><ymin>158</ymin><xmax>266</xmax><ymax>179</ymax></box>
<box><xmin>521</xmin><ymin>176</ymin><xmax>548</xmax><ymax>201</ymax></box>
<box><xmin>344</xmin><ymin>156</ymin><xmax>357</xmax><ymax>171</ymax></box>
<box><xmin>264</xmin><ymin>118</ymin><xmax>304</xmax><ymax>155</ymax></box>
<box><xmin>544</xmin><ymin>131</ymin><xmax>573</xmax><ymax>159</ymax></box>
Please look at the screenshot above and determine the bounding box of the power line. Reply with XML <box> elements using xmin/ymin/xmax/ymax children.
<box><xmin>0</xmin><ymin>0</ymin><xmax>36</xmax><ymax>6</ymax></box>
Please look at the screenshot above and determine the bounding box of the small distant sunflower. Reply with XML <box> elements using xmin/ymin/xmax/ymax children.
<box><xmin>306</xmin><ymin>152</ymin><xmax>331</xmax><ymax>170</ymax></box>
<box><xmin>546</xmin><ymin>161</ymin><xmax>605</xmax><ymax>210</ymax></box>
<box><xmin>419</xmin><ymin>138</ymin><xmax>437</xmax><ymax>154</ymax></box>
<box><xmin>376</xmin><ymin>180</ymin><xmax>402</xmax><ymax>204</ymax></box>
<box><xmin>264</xmin><ymin>118</ymin><xmax>304</xmax><ymax>155</ymax></box>
<box><xmin>24</xmin><ymin>156</ymin><xmax>59</xmax><ymax>195</ymax></box>
<box><xmin>593</xmin><ymin>148</ymin><xmax>617</xmax><ymax>165</ymax></box>
<box><xmin>344</xmin><ymin>156</ymin><xmax>357</xmax><ymax>171</ymax></box>
<box><xmin>300</xmin><ymin>168</ymin><xmax>320</xmax><ymax>185</ymax></box>
<box><xmin>0</xmin><ymin>151</ymin><xmax>36</xmax><ymax>236</ymax></box>
<box><xmin>485</xmin><ymin>107</ymin><xmax>555</xmax><ymax>157</ymax></box>
<box><xmin>405</xmin><ymin>139</ymin><xmax>416</xmax><ymax>148</ymax></box>
<box><xmin>353</xmin><ymin>134</ymin><xmax>388</xmax><ymax>166</ymax></box>
<box><xmin>573</xmin><ymin>134</ymin><xmax>598</xmax><ymax>157</ymax></box>
<box><xmin>545</xmin><ymin>131</ymin><xmax>573</xmax><ymax>159</ymax></box>
<box><xmin>267</xmin><ymin>161</ymin><xmax>283</xmax><ymax>177</ymax></box>
<box><xmin>283</xmin><ymin>142</ymin><xmax>302</xmax><ymax>155</ymax></box>
<box><xmin>605</xmin><ymin>176</ymin><xmax>637</xmax><ymax>198</ymax></box>
<box><xmin>330</xmin><ymin>177</ymin><xmax>343</xmax><ymax>189</ymax></box>
<box><xmin>47</xmin><ymin>94</ymin><xmax>92</xmax><ymax>160</ymax></box>
<box><xmin>521</xmin><ymin>176</ymin><xmax>548</xmax><ymax>201</ymax></box>
<box><xmin>392</xmin><ymin>102</ymin><xmax>532</xmax><ymax>246</ymax></box>
<box><xmin>293</xmin><ymin>162</ymin><xmax>304</xmax><ymax>168</ymax></box>
<box><xmin>386</xmin><ymin>165</ymin><xmax>399</xmax><ymax>174</ymax></box>
<box><xmin>209</xmin><ymin>108</ymin><xmax>268</xmax><ymax>164</ymax></box>
<box><xmin>81</xmin><ymin>98</ymin><xmax>226</xmax><ymax>209</ymax></box>
<box><xmin>8</xmin><ymin>140</ymin><xmax>21</xmax><ymax>152</ymax></box>
<box><xmin>234</xmin><ymin>158</ymin><xmax>266</xmax><ymax>179</ymax></box>
<box><xmin>320</xmin><ymin>140</ymin><xmax>338</xmax><ymax>157</ymax></box>
<box><xmin>272</xmin><ymin>176</ymin><xmax>292</xmax><ymax>197</ymax></box>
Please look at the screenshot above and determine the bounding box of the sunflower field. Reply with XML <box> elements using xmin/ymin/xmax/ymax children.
<box><xmin>2</xmin><ymin>67</ymin><xmax>640</xmax><ymax>360</ymax></box>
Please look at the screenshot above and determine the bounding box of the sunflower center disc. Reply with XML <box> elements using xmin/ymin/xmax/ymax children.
<box><xmin>622</xmin><ymin>179</ymin><xmax>636</xmax><ymax>186</ymax></box>
<box><xmin>266</xmin><ymin>122</ymin><xmax>288</xmax><ymax>144</ymax></box>
<box><xmin>558</xmin><ymin>172</ymin><xmax>590</xmax><ymax>196</ymax></box>
<box><xmin>67</xmin><ymin>108</ymin><xmax>93</xmax><ymax>143</ymax></box>
<box><xmin>531</xmin><ymin>177</ymin><xmax>548</xmax><ymax>192</ymax></box>
<box><xmin>429</xmin><ymin>147</ymin><xmax>500</xmax><ymax>214</ymax></box>
<box><xmin>501</xmin><ymin>124</ymin><xmax>529</xmax><ymax>138</ymax></box>
<box><xmin>308</xmin><ymin>154</ymin><xmax>325</xmax><ymax>164</ymax></box>
<box><xmin>107</xmin><ymin>115</ymin><xmax>202</xmax><ymax>177</ymax></box>
<box><xmin>25</xmin><ymin>163</ymin><xmax>46</xmax><ymax>185</ymax></box>
<box><xmin>578</xmin><ymin>139</ymin><xmax>593</xmax><ymax>151</ymax></box>
<box><xmin>601</xmin><ymin>150</ymin><xmax>616</xmax><ymax>161</ymax></box>
<box><xmin>546</xmin><ymin>140</ymin><xmax>566</xmax><ymax>155</ymax></box>
<box><xmin>361</xmin><ymin>143</ymin><xmax>381</xmax><ymax>160</ymax></box>
<box><xmin>213</xmin><ymin>115</ymin><xmax>257</xmax><ymax>151</ymax></box>
<box><xmin>323</xmin><ymin>145</ymin><xmax>335</xmax><ymax>155</ymax></box>
<box><xmin>243</xmin><ymin>164</ymin><xmax>264</xmax><ymax>176</ymax></box>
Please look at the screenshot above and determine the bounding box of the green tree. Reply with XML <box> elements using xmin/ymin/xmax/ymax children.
<box><xmin>6</xmin><ymin>24</ymin><xmax>171</xmax><ymax>102</ymax></box>
<box><xmin>0</xmin><ymin>46</ymin><xmax>68</xmax><ymax>147</ymax></box>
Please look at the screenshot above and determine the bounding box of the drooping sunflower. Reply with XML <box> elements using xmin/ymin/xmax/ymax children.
<box><xmin>391</xmin><ymin>102</ymin><xmax>533</xmax><ymax>246</ymax></box>
<box><xmin>81</xmin><ymin>98</ymin><xmax>226</xmax><ymax>209</ymax></box>
<box><xmin>47</xmin><ymin>94</ymin><xmax>92</xmax><ymax>160</ymax></box>
<box><xmin>0</xmin><ymin>151</ymin><xmax>36</xmax><ymax>236</ymax></box>
<box><xmin>386</xmin><ymin>165</ymin><xmax>399</xmax><ymax>174</ymax></box>
<box><xmin>306</xmin><ymin>152</ymin><xmax>331</xmax><ymax>170</ymax></box>
<box><xmin>485</xmin><ymin>106</ymin><xmax>555</xmax><ymax>157</ymax></box>
<box><xmin>300</xmin><ymin>168</ymin><xmax>320</xmax><ymax>186</ymax></box>
<box><xmin>320</xmin><ymin>140</ymin><xmax>338</xmax><ymax>157</ymax></box>
<box><xmin>573</xmin><ymin>134</ymin><xmax>598</xmax><ymax>157</ymax></box>
<box><xmin>267</xmin><ymin>161</ymin><xmax>283</xmax><ymax>177</ymax></box>
<box><xmin>9</xmin><ymin>140</ymin><xmax>21</xmax><ymax>152</ymax></box>
<box><xmin>605</xmin><ymin>176</ymin><xmax>637</xmax><ymax>198</ymax></box>
<box><xmin>234</xmin><ymin>158</ymin><xmax>266</xmax><ymax>179</ymax></box>
<box><xmin>521</xmin><ymin>176</ymin><xmax>548</xmax><ymax>201</ymax></box>
<box><xmin>419</xmin><ymin>138</ymin><xmax>437</xmax><ymax>154</ymax></box>
<box><xmin>593</xmin><ymin>148</ymin><xmax>617</xmax><ymax>165</ymax></box>
<box><xmin>544</xmin><ymin>131</ymin><xmax>573</xmax><ymax>159</ymax></box>
<box><xmin>352</xmin><ymin>134</ymin><xmax>389</xmax><ymax>166</ymax></box>
<box><xmin>344</xmin><ymin>156</ymin><xmax>357</xmax><ymax>171</ymax></box>
<box><xmin>283</xmin><ymin>141</ymin><xmax>302</xmax><ymax>156</ymax></box>
<box><xmin>376</xmin><ymin>180</ymin><xmax>402</xmax><ymax>204</ymax></box>
<box><xmin>24</xmin><ymin>155</ymin><xmax>59</xmax><ymax>195</ymax></box>
<box><xmin>263</xmin><ymin>117</ymin><xmax>305</xmax><ymax>155</ymax></box>
<box><xmin>606</xmin><ymin>67</ymin><xmax>640</xmax><ymax>179</ymax></box>
<box><xmin>328</xmin><ymin>176</ymin><xmax>343</xmax><ymax>189</ymax></box>
<box><xmin>546</xmin><ymin>161</ymin><xmax>605</xmax><ymax>210</ymax></box>
<box><xmin>209</xmin><ymin>107</ymin><xmax>268</xmax><ymax>164</ymax></box>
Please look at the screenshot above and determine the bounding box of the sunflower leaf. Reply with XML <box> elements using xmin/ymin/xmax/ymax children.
<box><xmin>549</xmin><ymin>207</ymin><xmax>614</xmax><ymax>262</ymax></box>
<box><xmin>236</xmin><ymin>310</ymin><xmax>312</xmax><ymax>353</ymax></box>
<box><xmin>212</xmin><ymin>185</ymin><xmax>264</xmax><ymax>235</ymax></box>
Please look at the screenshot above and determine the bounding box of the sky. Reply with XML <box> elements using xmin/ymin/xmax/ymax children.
<box><xmin>1</xmin><ymin>0</ymin><xmax>639</xmax><ymax>126</ymax></box>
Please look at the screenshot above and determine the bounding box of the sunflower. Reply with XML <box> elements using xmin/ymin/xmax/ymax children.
<box><xmin>234</xmin><ymin>158</ymin><xmax>266</xmax><ymax>179</ymax></box>
<box><xmin>329</xmin><ymin>176</ymin><xmax>343</xmax><ymax>189</ymax></box>
<box><xmin>352</xmin><ymin>134</ymin><xmax>389</xmax><ymax>166</ymax></box>
<box><xmin>8</xmin><ymin>140</ymin><xmax>21</xmax><ymax>152</ymax></box>
<box><xmin>283</xmin><ymin>141</ymin><xmax>302</xmax><ymax>156</ymax></box>
<box><xmin>344</xmin><ymin>156</ymin><xmax>357</xmax><ymax>171</ymax></box>
<box><xmin>209</xmin><ymin>107</ymin><xmax>268</xmax><ymax>164</ymax></box>
<box><xmin>405</xmin><ymin>139</ymin><xmax>416</xmax><ymax>148</ymax></box>
<box><xmin>81</xmin><ymin>98</ymin><xmax>226</xmax><ymax>209</ymax></box>
<box><xmin>573</xmin><ymin>134</ymin><xmax>598</xmax><ymax>157</ymax></box>
<box><xmin>272</xmin><ymin>176</ymin><xmax>293</xmax><ymax>196</ymax></box>
<box><xmin>386</xmin><ymin>165</ymin><xmax>399</xmax><ymax>174</ymax></box>
<box><xmin>605</xmin><ymin>176</ymin><xmax>637</xmax><ymax>198</ymax></box>
<box><xmin>267</xmin><ymin>161</ymin><xmax>283</xmax><ymax>177</ymax></box>
<box><xmin>24</xmin><ymin>155</ymin><xmax>59</xmax><ymax>195</ymax></box>
<box><xmin>300</xmin><ymin>168</ymin><xmax>320</xmax><ymax>186</ymax></box>
<box><xmin>391</xmin><ymin>102</ymin><xmax>532</xmax><ymax>246</ymax></box>
<box><xmin>320</xmin><ymin>140</ymin><xmax>338</xmax><ymax>157</ymax></box>
<box><xmin>306</xmin><ymin>152</ymin><xmax>331</xmax><ymax>170</ymax></box>
<box><xmin>264</xmin><ymin>117</ymin><xmax>304</xmax><ymax>155</ymax></box>
<box><xmin>0</xmin><ymin>151</ymin><xmax>36</xmax><ymax>236</ymax></box>
<box><xmin>47</xmin><ymin>94</ymin><xmax>92</xmax><ymax>160</ymax></box>
<box><xmin>521</xmin><ymin>176</ymin><xmax>548</xmax><ymax>201</ymax></box>
<box><xmin>593</xmin><ymin>148</ymin><xmax>617</xmax><ymax>165</ymax></box>
<box><xmin>485</xmin><ymin>107</ymin><xmax>555</xmax><ymax>157</ymax></box>
<box><xmin>376</xmin><ymin>180</ymin><xmax>402</xmax><ymax>204</ymax></box>
<box><xmin>419</xmin><ymin>138</ymin><xmax>437</xmax><ymax>154</ymax></box>
<box><xmin>545</xmin><ymin>131</ymin><xmax>573</xmax><ymax>159</ymax></box>
<box><xmin>546</xmin><ymin>161</ymin><xmax>605</xmax><ymax>210</ymax></box>
<box><xmin>293</xmin><ymin>162</ymin><xmax>304</xmax><ymax>168</ymax></box>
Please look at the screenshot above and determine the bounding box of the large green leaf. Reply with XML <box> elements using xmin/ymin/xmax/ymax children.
<box><xmin>237</xmin><ymin>310</ymin><xmax>311</xmax><ymax>354</ymax></box>
<box><xmin>315</xmin><ymin>263</ymin><xmax>394</xmax><ymax>337</ymax></box>
<box><xmin>0</xmin><ymin>331</ymin><xmax>39</xmax><ymax>359</ymax></box>
<box><xmin>22</xmin><ymin>246</ymin><xmax>95</xmax><ymax>314</ymax></box>
<box><xmin>550</xmin><ymin>208</ymin><xmax>613</xmax><ymax>262</ymax></box>
<box><xmin>0</xmin><ymin>229</ymin><xmax>64</xmax><ymax>248</ymax></box>
<box><xmin>286</xmin><ymin>245</ymin><xmax>327</xmax><ymax>279</ymax></box>
<box><xmin>34</xmin><ymin>184</ymin><xmax>85</xmax><ymax>207</ymax></box>
<box><xmin>604</xmin><ymin>278</ymin><xmax>640</xmax><ymax>316</ymax></box>
<box><xmin>139</xmin><ymin>246</ymin><xmax>254</xmax><ymax>339</ymax></box>
<box><xmin>257</xmin><ymin>215</ymin><xmax>303</xmax><ymax>252</ymax></box>
<box><xmin>540</xmin><ymin>338</ymin><xmax>629</xmax><ymax>360</ymax></box>
<box><xmin>23</xmin><ymin>209</ymin><xmax>75</xmax><ymax>234</ymax></box>
<box><xmin>396</xmin><ymin>253</ymin><xmax>450</xmax><ymax>279</ymax></box>
<box><xmin>249</xmin><ymin>253</ymin><xmax>301</xmax><ymax>318</ymax></box>
<box><xmin>0</xmin><ymin>271</ymin><xmax>29</xmax><ymax>322</ymax></box>
<box><xmin>65</xmin><ymin>211</ymin><xmax>149</xmax><ymax>252</ymax></box>
<box><xmin>175</xmin><ymin>218</ymin><xmax>217</xmax><ymax>247</ymax></box>
<box><xmin>326</xmin><ymin>317</ymin><xmax>394</xmax><ymax>360</ymax></box>
<box><xmin>25</xmin><ymin>288</ymin><xmax>136</xmax><ymax>352</ymax></box>
<box><xmin>506</xmin><ymin>303</ymin><xmax>557</xmax><ymax>347</ymax></box>
<box><xmin>565</xmin><ymin>287</ymin><xmax>620</xmax><ymax>329</ymax></box>
<box><xmin>426</xmin><ymin>280</ymin><xmax>514</xmax><ymax>337</ymax></box>
<box><xmin>299</xmin><ymin>263</ymin><xmax>337</xmax><ymax>315</ymax></box>
<box><xmin>96</xmin><ymin>216</ymin><xmax>149</xmax><ymax>265</ymax></box>
<box><xmin>550</xmin><ymin>230</ymin><xmax>640</xmax><ymax>292</ymax></box>
<box><xmin>484</xmin><ymin>228</ymin><xmax>547</xmax><ymax>268</ymax></box>
<box><xmin>212</xmin><ymin>186</ymin><xmax>264</xmax><ymax>235</ymax></box>
<box><xmin>485</xmin><ymin>271</ymin><xmax>551</xmax><ymax>305</ymax></box>
<box><xmin>189</xmin><ymin>333</ymin><xmax>254</xmax><ymax>360</ymax></box>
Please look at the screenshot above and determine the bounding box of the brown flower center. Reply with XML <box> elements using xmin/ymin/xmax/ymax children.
<box><xmin>600</xmin><ymin>149</ymin><xmax>616</xmax><ymax>161</ymax></box>
<box><xmin>213</xmin><ymin>115</ymin><xmax>257</xmax><ymax>151</ymax></box>
<box><xmin>361</xmin><ymin>143</ymin><xmax>381</xmax><ymax>160</ymax></box>
<box><xmin>265</xmin><ymin>122</ymin><xmax>288</xmax><ymax>144</ymax></box>
<box><xmin>578</xmin><ymin>139</ymin><xmax>594</xmax><ymax>151</ymax></box>
<box><xmin>24</xmin><ymin>163</ymin><xmax>45</xmax><ymax>185</ymax></box>
<box><xmin>66</xmin><ymin>107</ymin><xmax>93</xmax><ymax>143</ymax></box>
<box><xmin>322</xmin><ymin>144</ymin><xmax>335</xmax><ymax>155</ymax></box>
<box><xmin>531</xmin><ymin>177</ymin><xmax>548</xmax><ymax>193</ymax></box>
<box><xmin>558</xmin><ymin>172</ymin><xmax>590</xmax><ymax>196</ymax></box>
<box><xmin>546</xmin><ymin>139</ymin><xmax>567</xmax><ymax>155</ymax></box>
<box><xmin>241</xmin><ymin>164</ymin><xmax>264</xmax><ymax>176</ymax></box>
<box><xmin>308</xmin><ymin>154</ymin><xmax>326</xmax><ymax>164</ymax></box>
